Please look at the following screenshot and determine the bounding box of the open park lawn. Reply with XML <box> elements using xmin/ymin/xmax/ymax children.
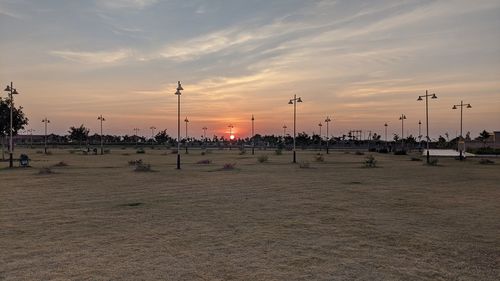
<box><xmin>1</xmin><ymin>148</ymin><xmax>499</xmax><ymax>280</ymax></box>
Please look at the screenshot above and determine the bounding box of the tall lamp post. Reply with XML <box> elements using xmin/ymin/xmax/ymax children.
<box><xmin>4</xmin><ymin>82</ymin><xmax>19</xmax><ymax>168</ymax></box>
<box><xmin>98</xmin><ymin>115</ymin><xmax>105</xmax><ymax>155</ymax></box>
<box><xmin>228</xmin><ymin>124</ymin><xmax>234</xmax><ymax>150</ymax></box>
<box><xmin>418</xmin><ymin>120</ymin><xmax>422</xmax><ymax>150</ymax></box>
<box><xmin>399</xmin><ymin>114</ymin><xmax>406</xmax><ymax>151</ymax></box>
<box><xmin>288</xmin><ymin>95</ymin><xmax>303</xmax><ymax>163</ymax></box>
<box><xmin>42</xmin><ymin>117</ymin><xmax>50</xmax><ymax>154</ymax></box>
<box><xmin>251</xmin><ymin>115</ymin><xmax>255</xmax><ymax>155</ymax></box>
<box><xmin>384</xmin><ymin>123</ymin><xmax>388</xmax><ymax>143</ymax></box>
<box><xmin>325</xmin><ymin>116</ymin><xmax>331</xmax><ymax>154</ymax></box>
<box><xmin>282</xmin><ymin>124</ymin><xmax>287</xmax><ymax>137</ymax></box>
<box><xmin>452</xmin><ymin>101</ymin><xmax>472</xmax><ymax>160</ymax></box>
<box><xmin>318</xmin><ymin>122</ymin><xmax>323</xmax><ymax>151</ymax></box>
<box><xmin>184</xmin><ymin>117</ymin><xmax>189</xmax><ymax>154</ymax></box>
<box><xmin>27</xmin><ymin>129</ymin><xmax>35</xmax><ymax>149</ymax></box>
<box><xmin>417</xmin><ymin>90</ymin><xmax>437</xmax><ymax>164</ymax></box>
<box><xmin>150</xmin><ymin>126</ymin><xmax>156</xmax><ymax>146</ymax></box>
<box><xmin>175</xmin><ymin>81</ymin><xmax>183</xmax><ymax>169</ymax></box>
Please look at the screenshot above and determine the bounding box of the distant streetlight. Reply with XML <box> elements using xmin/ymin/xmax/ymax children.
<box><xmin>251</xmin><ymin>115</ymin><xmax>255</xmax><ymax>155</ymax></box>
<box><xmin>325</xmin><ymin>116</ymin><xmax>331</xmax><ymax>154</ymax></box>
<box><xmin>399</xmin><ymin>114</ymin><xmax>406</xmax><ymax>151</ymax></box>
<box><xmin>452</xmin><ymin>101</ymin><xmax>472</xmax><ymax>160</ymax></box>
<box><xmin>4</xmin><ymin>82</ymin><xmax>19</xmax><ymax>168</ymax></box>
<box><xmin>418</xmin><ymin>120</ymin><xmax>422</xmax><ymax>150</ymax></box>
<box><xmin>202</xmin><ymin>126</ymin><xmax>207</xmax><ymax>140</ymax></box>
<box><xmin>175</xmin><ymin>81</ymin><xmax>183</xmax><ymax>169</ymax></box>
<box><xmin>318</xmin><ymin>122</ymin><xmax>323</xmax><ymax>151</ymax></box>
<box><xmin>282</xmin><ymin>124</ymin><xmax>287</xmax><ymax>137</ymax></box>
<box><xmin>417</xmin><ymin>90</ymin><xmax>438</xmax><ymax>164</ymax></box>
<box><xmin>42</xmin><ymin>117</ymin><xmax>50</xmax><ymax>154</ymax></box>
<box><xmin>228</xmin><ymin>124</ymin><xmax>234</xmax><ymax>150</ymax></box>
<box><xmin>27</xmin><ymin>128</ymin><xmax>35</xmax><ymax>149</ymax></box>
<box><xmin>288</xmin><ymin>95</ymin><xmax>303</xmax><ymax>163</ymax></box>
<box><xmin>97</xmin><ymin>115</ymin><xmax>105</xmax><ymax>155</ymax></box>
<box><xmin>150</xmin><ymin>126</ymin><xmax>156</xmax><ymax>145</ymax></box>
<box><xmin>133</xmin><ymin>128</ymin><xmax>140</xmax><ymax>146</ymax></box>
<box><xmin>384</xmin><ymin>123</ymin><xmax>388</xmax><ymax>143</ymax></box>
<box><xmin>184</xmin><ymin>117</ymin><xmax>189</xmax><ymax>154</ymax></box>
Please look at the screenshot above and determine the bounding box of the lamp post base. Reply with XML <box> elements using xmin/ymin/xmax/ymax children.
<box><xmin>426</xmin><ymin>150</ymin><xmax>430</xmax><ymax>164</ymax></box>
<box><xmin>293</xmin><ymin>150</ymin><xmax>296</xmax><ymax>163</ymax></box>
<box><xmin>9</xmin><ymin>153</ymin><xmax>13</xmax><ymax>168</ymax></box>
<box><xmin>176</xmin><ymin>154</ymin><xmax>181</xmax><ymax>169</ymax></box>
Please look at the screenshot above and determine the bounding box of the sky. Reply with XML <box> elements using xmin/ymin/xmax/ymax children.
<box><xmin>1</xmin><ymin>0</ymin><xmax>499</xmax><ymax>139</ymax></box>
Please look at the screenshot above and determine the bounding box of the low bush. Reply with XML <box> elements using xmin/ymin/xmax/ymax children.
<box><xmin>239</xmin><ymin>149</ymin><xmax>247</xmax><ymax>155</ymax></box>
<box><xmin>222</xmin><ymin>163</ymin><xmax>236</xmax><ymax>170</ymax></box>
<box><xmin>38</xmin><ymin>167</ymin><xmax>54</xmax><ymax>174</ymax></box>
<box><xmin>365</xmin><ymin>155</ymin><xmax>377</xmax><ymax>168</ymax></box>
<box><xmin>368</xmin><ymin>148</ymin><xmax>377</xmax><ymax>152</ymax></box>
<box><xmin>479</xmin><ymin>159</ymin><xmax>495</xmax><ymax>165</ymax></box>
<box><xmin>197</xmin><ymin>159</ymin><xmax>211</xmax><ymax>164</ymax></box>
<box><xmin>315</xmin><ymin>153</ymin><xmax>324</xmax><ymax>162</ymax></box>
<box><xmin>53</xmin><ymin>161</ymin><xmax>68</xmax><ymax>167</ymax></box>
<box><xmin>378</xmin><ymin>148</ymin><xmax>389</xmax><ymax>154</ymax></box>
<box><xmin>394</xmin><ymin>150</ymin><xmax>407</xmax><ymax>155</ymax></box>
<box><xmin>201</xmin><ymin>151</ymin><xmax>206</xmax><ymax>156</ymax></box>
<box><xmin>170</xmin><ymin>149</ymin><xmax>178</xmax><ymax>154</ymax></box>
<box><xmin>427</xmin><ymin>158</ymin><xmax>439</xmax><ymax>166</ymax></box>
<box><xmin>355</xmin><ymin>151</ymin><xmax>365</xmax><ymax>155</ymax></box>
<box><xmin>136</xmin><ymin>148</ymin><xmax>146</xmax><ymax>154</ymax></box>
<box><xmin>257</xmin><ymin>155</ymin><xmax>269</xmax><ymax>163</ymax></box>
<box><xmin>128</xmin><ymin>159</ymin><xmax>142</xmax><ymax>166</ymax></box>
<box><xmin>103</xmin><ymin>149</ymin><xmax>111</xmax><ymax>154</ymax></box>
<box><xmin>275</xmin><ymin>149</ymin><xmax>283</xmax><ymax>155</ymax></box>
<box><xmin>410</xmin><ymin>157</ymin><xmax>422</xmax><ymax>161</ymax></box>
<box><xmin>134</xmin><ymin>162</ymin><xmax>152</xmax><ymax>172</ymax></box>
<box><xmin>36</xmin><ymin>150</ymin><xmax>43</xmax><ymax>154</ymax></box>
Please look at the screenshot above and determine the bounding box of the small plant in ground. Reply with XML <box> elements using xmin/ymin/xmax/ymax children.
<box><xmin>136</xmin><ymin>148</ymin><xmax>146</xmax><ymax>154</ymax></box>
<box><xmin>103</xmin><ymin>149</ymin><xmax>111</xmax><ymax>154</ymax></box>
<box><xmin>299</xmin><ymin>161</ymin><xmax>310</xmax><ymax>169</ymax></box>
<box><xmin>36</xmin><ymin>150</ymin><xmax>43</xmax><ymax>154</ymax></box>
<box><xmin>479</xmin><ymin>159</ymin><xmax>495</xmax><ymax>165</ymax></box>
<box><xmin>275</xmin><ymin>149</ymin><xmax>283</xmax><ymax>155</ymax></box>
<box><xmin>368</xmin><ymin>148</ymin><xmax>377</xmax><ymax>152</ymax></box>
<box><xmin>197</xmin><ymin>159</ymin><xmax>211</xmax><ymax>164</ymax></box>
<box><xmin>128</xmin><ymin>159</ymin><xmax>143</xmax><ymax>166</ymax></box>
<box><xmin>170</xmin><ymin>149</ymin><xmax>178</xmax><ymax>154</ymax></box>
<box><xmin>355</xmin><ymin>151</ymin><xmax>365</xmax><ymax>155</ymax></box>
<box><xmin>378</xmin><ymin>148</ymin><xmax>389</xmax><ymax>154</ymax></box>
<box><xmin>53</xmin><ymin>161</ymin><xmax>68</xmax><ymax>167</ymax></box>
<box><xmin>239</xmin><ymin>149</ymin><xmax>247</xmax><ymax>155</ymax></box>
<box><xmin>315</xmin><ymin>153</ymin><xmax>324</xmax><ymax>162</ymax></box>
<box><xmin>201</xmin><ymin>151</ymin><xmax>206</xmax><ymax>156</ymax></box>
<box><xmin>222</xmin><ymin>163</ymin><xmax>236</xmax><ymax>170</ymax></box>
<box><xmin>427</xmin><ymin>158</ymin><xmax>439</xmax><ymax>166</ymax></box>
<box><xmin>82</xmin><ymin>151</ymin><xmax>88</xmax><ymax>155</ymax></box>
<box><xmin>38</xmin><ymin>167</ymin><xmax>54</xmax><ymax>174</ymax></box>
<box><xmin>410</xmin><ymin>157</ymin><xmax>422</xmax><ymax>161</ymax></box>
<box><xmin>365</xmin><ymin>155</ymin><xmax>377</xmax><ymax>168</ymax></box>
<box><xmin>134</xmin><ymin>162</ymin><xmax>152</xmax><ymax>172</ymax></box>
<box><xmin>257</xmin><ymin>155</ymin><xmax>269</xmax><ymax>163</ymax></box>
<box><xmin>344</xmin><ymin>151</ymin><xmax>351</xmax><ymax>154</ymax></box>
<box><xmin>69</xmin><ymin>150</ymin><xmax>76</xmax><ymax>154</ymax></box>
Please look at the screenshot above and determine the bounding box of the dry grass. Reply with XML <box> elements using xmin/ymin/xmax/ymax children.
<box><xmin>0</xmin><ymin>148</ymin><xmax>499</xmax><ymax>280</ymax></box>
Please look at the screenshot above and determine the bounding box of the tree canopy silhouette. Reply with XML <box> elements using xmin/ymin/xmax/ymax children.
<box><xmin>0</xmin><ymin>97</ymin><xmax>29</xmax><ymax>137</ymax></box>
<box><xmin>68</xmin><ymin>125</ymin><xmax>89</xmax><ymax>146</ymax></box>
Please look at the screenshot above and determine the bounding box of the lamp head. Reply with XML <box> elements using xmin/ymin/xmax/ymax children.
<box><xmin>452</xmin><ymin>105</ymin><xmax>457</xmax><ymax>109</ymax></box>
<box><xmin>431</xmin><ymin>93</ymin><xmax>437</xmax><ymax>99</ymax></box>
<box><xmin>175</xmin><ymin>89</ymin><xmax>181</xmax><ymax>95</ymax></box>
<box><xmin>177</xmin><ymin>81</ymin><xmax>183</xmax><ymax>91</ymax></box>
<box><xmin>12</xmin><ymin>89</ymin><xmax>19</xmax><ymax>95</ymax></box>
<box><xmin>384</xmin><ymin>123</ymin><xmax>388</xmax><ymax>126</ymax></box>
<box><xmin>297</xmin><ymin>97</ymin><xmax>303</xmax><ymax>103</ymax></box>
<box><xmin>467</xmin><ymin>104</ymin><xmax>472</xmax><ymax>108</ymax></box>
<box><xmin>4</xmin><ymin>85</ymin><xmax>11</xmax><ymax>92</ymax></box>
<box><xmin>288</xmin><ymin>100</ymin><xmax>293</xmax><ymax>104</ymax></box>
<box><xmin>417</xmin><ymin>96</ymin><xmax>423</xmax><ymax>101</ymax></box>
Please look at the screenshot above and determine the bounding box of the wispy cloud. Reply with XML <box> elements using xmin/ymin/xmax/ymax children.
<box><xmin>50</xmin><ymin>49</ymin><xmax>133</xmax><ymax>64</ymax></box>
<box><xmin>96</xmin><ymin>0</ymin><xmax>158</xmax><ymax>9</ymax></box>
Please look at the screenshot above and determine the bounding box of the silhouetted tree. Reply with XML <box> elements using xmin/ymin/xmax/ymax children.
<box><xmin>477</xmin><ymin>130</ymin><xmax>491</xmax><ymax>148</ymax></box>
<box><xmin>68</xmin><ymin>125</ymin><xmax>89</xmax><ymax>146</ymax></box>
<box><xmin>0</xmin><ymin>97</ymin><xmax>28</xmax><ymax>159</ymax></box>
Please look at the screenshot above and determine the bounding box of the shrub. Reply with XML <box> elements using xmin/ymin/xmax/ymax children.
<box><xmin>53</xmin><ymin>161</ymin><xmax>68</xmax><ymax>167</ymax></box>
<box><xmin>427</xmin><ymin>158</ymin><xmax>439</xmax><ymax>166</ymax></box>
<box><xmin>136</xmin><ymin>148</ymin><xmax>146</xmax><ymax>154</ymax></box>
<box><xmin>275</xmin><ymin>149</ymin><xmax>283</xmax><ymax>155</ymax></box>
<box><xmin>355</xmin><ymin>151</ymin><xmax>365</xmax><ymax>155</ymax></box>
<box><xmin>394</xmin><ymin>150</ymin><xmax>407</xmax><ymax>155</ymax></box>
<box><xmin>134</xmin><ymin>162</ymin><xmax>152</xmax><ymax>172</ymax></box>
<box><xmin>222</xmin><ymin>163</ymin><xmax>236</xmax><ymax>170</ymax></box>
<box><xmin>378</xmin><ymin>148</ymin><xmax>389</xmax><ymax>154</ymax></box>
<box><xmin>69</xmin><ymin>150</ymin><xmax>76</xmax><ymax>154</ymax></box>
<box><xmin>45</xmin><ymin>151</ymin><xmax>53</xmax><ymax>155</ymax></box>
<box><xmin>257</xmin><ymin>155</ymin><xmax>269</xmax><ymax>163</ymax></box>
<box><xmin>299</xmin><ymin>161</ymin><xmax>310</xmax><ymax>169</ymax></box>
<box><xmin>128</xmin><ymin>159</ymin><xmax>142</xmax><ymax>166</ymax></box>
<box><xmin>315</xmin><ymin>153</ymin><xmax>324</xmax><ymax>162</ymax></box>
<box><xmin>344</xmin><ymin>151</ymin><xmax>351</xmax><ymax>154</ymax></box>
<box><xmin>239</xmin><ymin>149</ymin><xmax>247</xmax><ymax>155</ymax></box>
<box><xmin>368</xmin><ymin>148</ymin><xmax>377</xmax><ymax>152</ymax></box>
<box><xmin>365</xmin><ymin>155</ymin><xmax>377</xmax><ymax>168</ymax></box>
<box><xmin>104</xmin><ymin>149</ymin><xmax>111</xmax><ymax>154</ymax></box>
<box><xmin>479</xmin><ymin>159</ymin><xmax>495</xmax><ymax>165</ymax></box>
<box><xmin>410</xmin><ymin>157</ymin><xmax>422</xmax><ymax>161</ymax></box>
<box><xmin>197</xmin><ymin>159</ymin><xmax>211</xmax><ymax>164</ymax></box>
<box><xmin>38</xmin><ymin>167</ymin><xmax>54</xmax><ymax>174</ymax></box>
<box><xmin>36</xmin><ymin>150</ymin><xmax>43</xmax><ymax>154</ymax></box>
<box><xmin>170</xmin><ymin>149</ymin><xmax>178</xmax><ymax>154</ymax></box>
<box><xmin>201</xmin><ymin>151</ymin><xmax>206</xmax><ymax>156</ymax></box>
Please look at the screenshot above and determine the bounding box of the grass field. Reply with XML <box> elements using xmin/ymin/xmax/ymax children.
<box><xmin>1</xmin><ymin>148</ymin><xmax>499</xmax><ymax>280</ymax></box>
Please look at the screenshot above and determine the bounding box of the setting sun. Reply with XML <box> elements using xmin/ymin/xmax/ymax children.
<box><xmin>229</xmin><ymin>135</ymin><xmax>235</xmax><ymax>140</ymax></box>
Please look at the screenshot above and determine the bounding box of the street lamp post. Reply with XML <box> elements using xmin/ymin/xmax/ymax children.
<box><xmin>418</xmin><ymin>120</ymin><xmax>422</xmax><ymax>150</ymax></box>
<box><xmin>27</xmin><ymin>129</ymin><xmax>35</xmax><ymax>149</ymax></box>
<box><xmin>288</xmin><ymin>95</ymin><xmax>303</xmax><ymax>163</ymax></box>
<box><xmin>282</xmin><ymin>124</ymin><xmax>287</xmax><ymax>137</ymax></box>
<box><xmin>98</xmin><ymin>115</ymin><xmax>105</xmax><ymax>155</ymax></box>
<box><xmin>150</xmin><ymin>126</ymin><xmax>156</xmax><ymax>146</ymax></box>
<box><xmin>452</xmin><ymin>101</ymin><xmax>472</xmax><ymax>160</ymax></box>
<box><xmin>42</xmin><ymin>117</ymin><xmax>50</xmax><ymax>154</ymax></box>
<box><xmin>251</xmin><ymin>115</ymin><xmax>255</xmax><ymax>155</ymax></box>
<box><xmin>325</xmin><ymin>116</ymin><xmax>331</xmax><ymax>154</ymax></box>
<box><xmin>184</xmin><ymin>117</ymin><xmax>189</xmax><ymax>154</ymax></box>
<box><xmin>175</xmin><ymin>81</ymin><xmax>183</xmax><ymax>169</ymax></box>
<box><xmin>384</xmin><ymin>123</ymin><xmax>388</xmax><ymax>143</ymax></box>
<box><xmin>4</xmin><ymin>82</ymin><xmax>19</xmax><ymax>168</ymax></box>
<box><xmin>318</xmin><ymin>122</ymin><xmax>323</xmax><ymax>151</ymax></box>
<box><xmin>202</xmin><ymin>126</ymin><xmax>207</xmax><ymax>140</ymax></box>
<box><xmin>228</xmin><ymin>124</ymin><xmax>234</xmax><ymax>150</ymax></box>
<box><xmin>417</xmin><ymin>90</ymin><xmax>437</xmax><ymax>164</ymax></box>
<box><xmin>399</xmin><ymin>114</ymin><xmax>406</xmax><ymax>151</ymax></box>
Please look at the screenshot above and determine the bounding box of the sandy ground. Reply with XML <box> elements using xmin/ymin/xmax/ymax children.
<box><xmin>1</xmin><ymin>147</ymin><xmax>499</xmax><ymax>280</ymax></box>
